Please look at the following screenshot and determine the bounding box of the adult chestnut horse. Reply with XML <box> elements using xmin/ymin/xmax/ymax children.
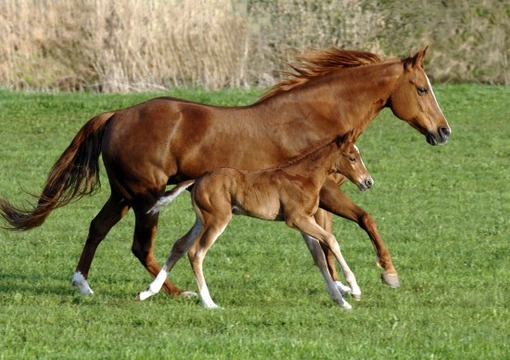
<box><xmin>0</xmin><ymin>47</ymin><xmax>450</xmax><ymax>296</ymax></box>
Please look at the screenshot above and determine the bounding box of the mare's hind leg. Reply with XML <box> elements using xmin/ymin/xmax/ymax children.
<box><xmin>136</xmin><ymin>217</ymin><xmax>203</xmax><ymax>301</ymax></box>
<box><xmin>73</xmin><ymin>195</ymin><xmax>129</xmax><ymax>295</ymax></box>
<box><xmin>131</xmin><ymin>200</ymin><xmax>183</xmax><ymax>296</ymax></box>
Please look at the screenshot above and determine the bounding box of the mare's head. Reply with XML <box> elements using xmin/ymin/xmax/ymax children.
<box><xmin>334</xmin><ymin>132</ymin><xmax>373</xmax><ymax>191</ymax></box>
<box><xmin>387</xmin><ymin>47</ymin><xmax>451</xmax><ymax>145</ymax></box>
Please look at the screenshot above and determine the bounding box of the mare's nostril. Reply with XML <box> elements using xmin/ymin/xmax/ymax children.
<box><xmin>365</xmin><ymin>178</ymin><xmax>373</xmax><ymax>188</ymax></box>
<box><xmin>439</xmin><ymin>126</ymin><xmax>451</xmax><ymax>138</ymax></box>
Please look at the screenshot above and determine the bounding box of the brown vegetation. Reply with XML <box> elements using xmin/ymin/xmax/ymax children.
<box><xmin>0</xmin><ymin>0</ymin><xmax>508</xmax><ymax>91</ymax></box>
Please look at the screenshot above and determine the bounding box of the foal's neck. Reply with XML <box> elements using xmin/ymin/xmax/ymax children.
<box><xmin>285</xmin><ymin>141</ymin><xmax>339</xmax><ymax>185</ymax></box>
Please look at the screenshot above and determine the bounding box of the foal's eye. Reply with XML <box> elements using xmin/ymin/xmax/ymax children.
<box><xmin>418</xmin><ymin>87</ymin><xmax>428</xmax><ymax>95</ymax></box>
<box><xmin>349</xmin><ymin>157</ymin><xmax>356</xmax><ymax>162</ymax></box>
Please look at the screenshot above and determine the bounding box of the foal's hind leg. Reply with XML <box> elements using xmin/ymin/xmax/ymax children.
<box><xmin>187</xmin><ymin>213</ymin><xmax>231</xmax><ymax>309</ymax></box>
<box><xmin>137</xmin><ymin>217</ymin><xmax>202</xmax><ymax>301</ymax></box>
<box><xmin>73</xmin><ymin>195</ymin><xmax>129</xmax><ymax>295</ymax></box>
<box><xmin>131</xmin><ymin>201</ymin><xmax>183</xmax><ymax>296</ymax></box>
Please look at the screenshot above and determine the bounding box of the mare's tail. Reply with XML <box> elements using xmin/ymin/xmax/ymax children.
<box><xmin>147</xmin><ymin>180</ymin><xmax>196</xmax><ymax>215</ymax></box>
<box><xmin>0</xmin><ymin>111</ymin><xmax>116</xmax><ymax>231</ymax></box>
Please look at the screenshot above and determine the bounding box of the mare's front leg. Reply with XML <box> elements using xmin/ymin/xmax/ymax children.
<box><xmin>319</xmin><ymin>180</ymin><xmax>400</xmax><ymax>288</ymax></box>
<box><xmin>137</xmin><ymin>217</ymin><xmax>203</xmax><ymax>301</ymax></box>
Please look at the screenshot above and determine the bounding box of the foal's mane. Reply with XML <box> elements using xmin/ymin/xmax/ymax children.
<box><xmin>257</xmin><ymin>48</ymin><xmax>383</xmax><ymax>102</ymax></box>
<box><xmin>261</xmin><ymin>135</ymin><xmax>344</xmax><ymax>173</ymax></box>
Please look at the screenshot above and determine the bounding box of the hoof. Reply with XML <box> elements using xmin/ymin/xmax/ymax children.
<box><xmin>341</xmin><ymin>301</ymin><xmax>353</xmax><ymax>310</ymax></box>
<box><xmin>180</xmin><ymin>290</ymin><xmax>198</xmax><ymax>298</ymax></box>
<box><xmin>382</xmin><ymin>273</ymin><xmax>400</xmax><ymax>288</ymax></box>
<box><xmin>351</xmin><ymin>292</ymin><xmax>361</xmax><ymax>301</ymax></box>
<box><xmin>72</xmin><ymin>272</ymin><xmax>94</xmax><ymax>295</ymax></box>
<box><xmin>136</xmin><ymin>290</ymin><xmax>154</xmax><ymax>301</ymax></box>
<box><xmin>335</xmin><ymin>281</ymin><xmax>352</xmax><ymax>296</ymax></box>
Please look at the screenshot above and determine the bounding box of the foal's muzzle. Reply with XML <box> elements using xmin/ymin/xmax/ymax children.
<box><xmin>426</xmin><ymin>126</ymin><xmax>451</xmax><ymax>145</ymax></box>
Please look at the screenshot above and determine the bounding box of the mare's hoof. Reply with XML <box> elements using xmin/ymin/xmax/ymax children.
<box><xmin>351</xmin><ymin>293</ymin><xmax>361</xmax><ymax>301</ymax></box>
<box><xmin>382</xmin><ymin>273</ymin><xmax>400</xmax><ymax>288</ymax></box>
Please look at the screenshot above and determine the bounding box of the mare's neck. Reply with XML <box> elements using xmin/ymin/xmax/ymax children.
<box><xmin>257</xmin><ymin>60</ymin><xmax>403</xmax><ymax>140</ymax></box>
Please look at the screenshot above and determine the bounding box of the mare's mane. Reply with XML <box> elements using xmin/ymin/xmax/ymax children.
<box><xmin>257</xmin><ymin>48</ymin><xmax>384</xmax><ymax>102</ymax></box>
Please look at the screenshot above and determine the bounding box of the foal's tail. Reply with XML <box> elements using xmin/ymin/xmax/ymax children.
<box><xmin>147</xmin><ymin>180</ymin><xmax>196</xmax><ymax>215</ymax></box>
<box><xmin>0</xmin><ymin>111</ymin><xmax>116</xmax><ymax>231</ymax></box>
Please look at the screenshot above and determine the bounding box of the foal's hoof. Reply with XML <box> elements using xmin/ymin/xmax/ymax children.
<box><xmin>136</xmin><ymin>291</ymin><xmax>152</xmax><ymax>301</ymax></box>
<box><xmin>180</xmin><ymin>290</ymin><xmax>198</xmax><ymax>298</ymax></box>
<box><xmin>341</xmin><ymin>301</ymin><xmax>353</xmax><ymax>310</ymax></box>
<box><xmin>351</xmin><ymin>292</ymin><xmax>361</xmax><ymax>301</ymax></box>
<box><xmin>382</xmin><ymin>273</ymin><xmax>400</xmax><ymax>288</ymax></box>
<box><xmin>334</xmin><ymin>281</ymin><xmax>352</xmax><ymax>296</ymax></box>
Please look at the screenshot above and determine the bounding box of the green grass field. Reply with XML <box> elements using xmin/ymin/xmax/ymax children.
<box><xmin>0</xmin><ymin>85</ymin><xmax>508</xmax><ymax>359</ymax></box>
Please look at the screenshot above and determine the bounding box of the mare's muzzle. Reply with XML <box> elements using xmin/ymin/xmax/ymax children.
<box><xmin>426</xmin><ymin>126</ymin><xmax>451</xmax><ymax>145</ymax></box>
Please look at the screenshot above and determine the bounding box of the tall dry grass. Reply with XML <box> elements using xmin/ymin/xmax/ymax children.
<box><xmin>0</xmin><ymin>0</ymin><xmax>508</xmax><ymax>92</ymax></box>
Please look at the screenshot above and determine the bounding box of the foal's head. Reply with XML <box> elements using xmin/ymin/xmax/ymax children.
<box><xmin>387</xmin><ymin>47</ymin><xmax>451</xmax><ymax>145</ymax></box>
<box><xmin>334</xmin><ymin>132</ymin><xmax>373</xmax><ymax>191</ymax></box>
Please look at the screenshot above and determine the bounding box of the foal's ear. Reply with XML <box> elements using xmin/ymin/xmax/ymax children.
<box><xmin>337</xmin><ymin>130</ymin><xmax>356</xmax><ymax>146</ymax></box>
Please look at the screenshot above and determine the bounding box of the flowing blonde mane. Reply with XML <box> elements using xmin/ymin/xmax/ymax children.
<box><xmin>257</xmin><ymin>48</ymin><xmax>384</xmax><ymax>102</ymax></box>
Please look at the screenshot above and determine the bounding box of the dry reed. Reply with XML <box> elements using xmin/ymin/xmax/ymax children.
<box><xmin>0</xmin><ymin>0</ymin><xmax>508</xmax><ymax>92</ymax></box>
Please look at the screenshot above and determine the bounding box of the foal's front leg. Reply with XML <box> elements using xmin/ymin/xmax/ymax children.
<box><xmin>299</xmin><ymin>222</ymin><xmax>361</xmax><ymax>301</ymax></box>
<box><xmin>301</xmin><ymin>233</ymin><xmax>353</xmax><ymax>297</ymax></box>
<box><xmin>136</xmin><ymin>218</ymin><xmax>202</xmax><ymax>301</ymax></box>
<box><xmin>300</xmin><ymin>234</ymin><xmax>352</xmax><ymax>309</ymax></box>
<box><xmin>313</xmin><ymin>210</ymin><xmax>348</xmax><ymax>294</ymax></box>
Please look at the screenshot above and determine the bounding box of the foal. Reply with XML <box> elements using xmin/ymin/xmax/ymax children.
<box><xmin>137</xmin><ymin>132</ymin><xmax>373</xmax><ymax>309</ymax></box>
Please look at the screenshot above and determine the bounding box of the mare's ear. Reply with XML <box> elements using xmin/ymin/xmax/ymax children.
<box><xmin>404</xmin><ymin>46</ymin><xmax>428</xmax><ymax>71</ymax></box>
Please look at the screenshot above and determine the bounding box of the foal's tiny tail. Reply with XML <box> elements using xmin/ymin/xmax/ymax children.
<box><xmin>0</xmin><ymin>111</ymin><xmax>116</xmax><ymax>231</ymax></box>
<box><xmin>147</xmin><ymin>180</ymin><xmax>195</xmax><ymax>215</ymax></box>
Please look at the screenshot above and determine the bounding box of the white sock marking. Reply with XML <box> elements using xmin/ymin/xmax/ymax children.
<box><xmin>72</xmin><ymin>272</ymin><xmax>94</xmax><ymax>295</ymax></box>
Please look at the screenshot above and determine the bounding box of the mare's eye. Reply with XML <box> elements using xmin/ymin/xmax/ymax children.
<box><xmin>418</xmin><ymin>87</ymin><xmax>428</xmax><ymax>95</ymax></box>
<box><xmin>349</xmin><ymin>157</ymin><xmax>356</xmax><ymax>162</ymax></box>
